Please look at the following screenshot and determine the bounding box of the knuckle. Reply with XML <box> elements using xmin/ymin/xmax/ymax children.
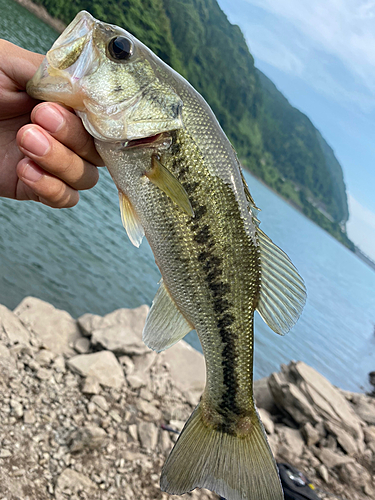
<box><xmin>47</xmin><ymin>182</ymin><xmax>69</xmax><ymax>205</ymax></box>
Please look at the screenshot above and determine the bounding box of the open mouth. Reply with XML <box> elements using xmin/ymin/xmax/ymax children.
<box><xmin>124</xmin><ymin>133</ymin><xmax>163</xmax><ymax>149</ymax></box>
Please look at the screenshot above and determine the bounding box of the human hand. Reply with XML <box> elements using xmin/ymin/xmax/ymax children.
<box><xmin>0</xmin><ymin>40</ymin><xmax>104</xmax><ymax>208</ymax></box>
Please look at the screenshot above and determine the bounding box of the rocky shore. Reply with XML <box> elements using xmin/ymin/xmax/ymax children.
<box><xmin>0</xmin><ymin>297</ymin><xmax>374</xmax><ymax>500</ymax></box>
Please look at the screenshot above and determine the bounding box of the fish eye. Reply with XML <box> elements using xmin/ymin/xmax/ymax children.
<box><xmin>108</xmin><ymin>36</ymin><xmax>133</xmax><ymax>61</ymax></box>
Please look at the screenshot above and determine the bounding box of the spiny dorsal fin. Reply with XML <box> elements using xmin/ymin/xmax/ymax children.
<box><xmin>118</xmin><ymin>191</ymin><xmax>144</xmax><ymax>247</ymax></box>
<box><xmin>256</xmin><ymin>228</ymin><xmax>306</xmax><ymax>335</ymax></box>
<box><xmin>143</xmin><ymin>280</ymin><xmax>193</xmax><ymax>352</ymax></box>
<box><xmin>145</xmin><ymin>156</ymin><xmax>194</xmax><ymax>216</ymax></box>
<box><xmin>239</xmin><ymin>168</ymin><xmax>261</xmax><ymax>225</ymax></box>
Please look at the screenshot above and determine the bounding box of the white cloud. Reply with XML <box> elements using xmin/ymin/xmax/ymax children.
<box><xmin>346</xmin><ymin>194</ymin><xmax>375</xmax><ymax>260</ymax></box>
<box><xmin>236</xmin><ymin>0</ymin><xmax>375</xmax><ymax>111</ymax></box>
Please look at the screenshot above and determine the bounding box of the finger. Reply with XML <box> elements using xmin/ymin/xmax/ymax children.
<box><xmin>16</xmin><ymin>158</ymin><xmax>79</xmax><ymax>208</ymax></box>
<box><xmin>0</xmin><ymin>40</ymin><xmax>44</xmax><ymax>88</ymax></box>
<box><xmin>17</xmin><ymin>124</ymin><xmax>99</xmax><ymax>191</ymax></box>
<box><xmin>31</xmin><ymin>103</ymin><xmax>104</xmax><ymax>166</ymax></box>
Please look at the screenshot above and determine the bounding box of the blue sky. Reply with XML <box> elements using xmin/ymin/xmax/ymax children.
<box><xmin>217</xmin><ymin>0</ymin><xmax>375</xmax><ymax>260</ymax></box>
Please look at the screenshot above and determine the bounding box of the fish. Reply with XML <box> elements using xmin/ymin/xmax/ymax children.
<box><xmin>27</xmin><ymin>11</ymin><xmax>306</xmax><ymax>500</ymax></box>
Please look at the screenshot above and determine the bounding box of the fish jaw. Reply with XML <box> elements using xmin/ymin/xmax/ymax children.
<box><xmin>26</xmin><ymin>11</ymin><xmax>96</xmax><ymax>111</ymax></box>
<box><xmin>27</xmin><ymin>10</ymin><xmax>184</xmax><ymax>143</ymax></box>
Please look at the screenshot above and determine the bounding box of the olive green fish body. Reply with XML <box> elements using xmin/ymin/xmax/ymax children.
<box><xmin>99</xmin><ymin>127</ymin><xmax>259</xmax><ymax>430</ymax></box>
<box><xmin>27</xmin><ymin>11</ymin><xmax>306</xmax><ymax>500</ymax></box>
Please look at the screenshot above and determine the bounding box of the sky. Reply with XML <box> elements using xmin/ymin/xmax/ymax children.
<box><xmin>217</xmin><ymin>0</ymin><xmax>375</xmax><ymax>260</ymax></box>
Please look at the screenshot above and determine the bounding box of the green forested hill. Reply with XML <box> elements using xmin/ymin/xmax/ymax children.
<box><xmin>30</xmin><ymin>0</ymin><xmax>353</xmax><ymax>249</ymax></box>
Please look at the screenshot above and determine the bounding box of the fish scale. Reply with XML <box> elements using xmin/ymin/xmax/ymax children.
<box><xmin>27</xmin><ymin>11</ymin><xmax>306</xmax><ymax>500</ymax></box>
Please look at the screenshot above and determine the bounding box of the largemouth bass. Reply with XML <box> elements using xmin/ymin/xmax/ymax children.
<box><xmin>27</xmin><ymin>11</ymin><xmax>306</xmax><ymax>500</ymax></box>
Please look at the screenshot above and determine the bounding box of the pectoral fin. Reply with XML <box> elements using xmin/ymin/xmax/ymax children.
<box><xmin>257</xmin><ymin>228</ymin><xmax>306</xmax><ymax>335</ymax></box>
<box><xmin>118</xmin><ymin>191</ymin><xmax>145</xmax><ymax>248</ymax></box>
<box><xmin>143</xmin><ymin>280</ymin><xmax>193</xmax><ymax>352</ymax></box>
<box><xmin>145</xmin><ymin>156</ymin><xmax>194</xmax><ymax>216</ymax></box>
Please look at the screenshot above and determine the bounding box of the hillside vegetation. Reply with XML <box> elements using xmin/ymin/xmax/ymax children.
<box><xmin>31</xmin><ymin>0</ymin><xmax>354</xmax><ymax>249</ymax></box>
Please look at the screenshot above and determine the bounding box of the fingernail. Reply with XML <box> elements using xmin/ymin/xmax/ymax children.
<box><xmin>21</xmin><ymin>128</ymin><xmax>50</xmax><ymax>157</ymax></box>
<box><xmin>34</xmin><ymin>104</ymin><xmax>65</xmax><ymax>133</ymax></box>
<box><xmin>20</xmin><ymin>162</ymin><xmax>43</xmax><ymax>183</ymax></box>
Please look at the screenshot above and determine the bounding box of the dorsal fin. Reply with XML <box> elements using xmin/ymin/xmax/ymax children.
<box><xmin>256</xmin><ymin>228</ymin><xmax>306</xmax><ymax>335</ymax></box>
<box><xmin>239</xmin><ymin>169</ymin><xmax>306</xmax><ymax>334</ymax></box>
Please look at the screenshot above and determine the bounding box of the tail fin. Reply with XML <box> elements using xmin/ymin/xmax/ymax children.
<box><xmin>161</xmin><ymin>404</ymin><xmax>283</xmax><ymax>500</ymax></box>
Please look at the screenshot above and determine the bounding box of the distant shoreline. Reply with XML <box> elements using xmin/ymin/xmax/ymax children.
<box><xmin>12</xmin><ymin>0</ymin><xmax>66</xmax><ymax>33</ymax></box>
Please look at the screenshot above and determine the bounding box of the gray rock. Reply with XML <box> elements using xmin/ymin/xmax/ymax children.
<box><xmin>74</xmin><ymin>337</ymin><xmax>90</xmax><ymax>354</ymax></box>
<box><xmin>77</xmin><ymin>312</ymin><xmax>103</xmax><ymax>337</ymax></box>
<box><xmin>159</xmin><ymin>429</ymin><xmax>173</xmax><ymax>453</ymax></box>
<box><xmin>258</xmin><ymin>408</ymin><xmax>274</xmax><ymax>435</ymax></box>
<box><xmin>138</xmin><ymin>421</ymin><xmax>158</xmax><ymax>450</ymax></box>
<box><xmin>302</xmin><ymin>422</ymin><xmax>321</xmax><ymax>446</ymax></box>
<box><xmin>136</xmin><ymin>400</ymin><xmax>162</xmax><ymax>420</ymax></box>
<box><xmin>23</xmin><ymin>409</ymin><xmax>36</xmax><ymax>424</ymax></box>
<box><xmin>254</xmin><ymin>377</ymin><xmax>277</xmax><ymax>413</ymax></box>
<box><xmin>161</xmin><ymin>339</ymin><xmax>205</xmax><ymax>405</ymax></box>
<box><xmin>35</xmin><ymin>349</ymin><xmax>55</xmax><ymax>366</ymax></box>
<box><xmin>315</xmin><ymin>447</ymin><xmax>354</xmax><ymax>469</ymax></box>
<box><xmin>56</xmin><ymin>468</ymin><xmax>97</xmax><ymax>494</ymax></box>
<box><xmin>270</xmin><ymin>361</ymin><xmax>364</xmax><ymax>441</ymax></box>
<box><xmin>0</xmin><ymin>304</ymin><xmax>31</xmax><ymax>346</ymax></box>
<box><xmin>318</xmin><ymin>464</ymin><xmax>329</xmax><ymax>483</ymax></box>
<box><xmin>268</xmin><ymin>371</ymin><xmax>321</xmax><ymax>425</ymax></box>
<box><xmin>364</xmin><ymin>426</ymin><xmax>375</xmax><ymax>448</ymax></box>
<box><xmin>36</xmin><ymin>367</ymin><xmax>52</xmax><ymax>381</ymax></box>
<box><xmin>68</xmin><ymin>426</ymin><xmax>107</xmax><ymax>452</ymax></box>
<box><xmin>14</xmin><ymin>297</ymin><xmax>81</xmax><ymax>356</ymax></box>
<box><xmin>132</xmin><ymin>351</ymin><xmax>157</xmax><ymax>376</ymax></box>
<box><xmin>119</xmin><ymin>355</ymin><xmax>135</xmax><ymax>375</ymax></box>
<box><xmin>352</xmin><ymin>396</ymin><xmax>375</xmax><ymax>425</ymax></box>
<box><xmin>10</xmin><ymin>400</ymin><xmax>23</xmax><ymax>419</ymax></box>
<box><xmin>87</xmin><ymin>306</ymin><xmax>150</xmax><ymax>355</ymax></box>
<box><xmin>337</xmin><ymin>461</ymin><xmax>371</xmax><ymax>488</ymax></box>
<box><xmin>128</xmin><ymin>424</ymin><xmax>138</xmax><ymax>442</ymax></box>
<box><xmin>53</xmin><ymin>355</ymin><xmax>66</xmax><ymax>373</ymax></box>
<box><xmin>0</xmin><ymin>449</ymin><xmax>11</xmax><ymax>458</ymax></box>
<box><xmin>127</xmin><ymin>374</ymin><xmax>145</xmax><ymax>390</ymax></box>
<box><xmin>91</xmin><ymin>323</ymin><xmax>149</xmax><ymax>355</ymax></box>
<box><xmin>0</xmin><ymin>343</ymin><xmax>16</xmax><ymax>371</ymax></box>
<box><xmin>325</xmin><ymin>421</ymin><xmax>359</xmax><ymax>456</ymax></box>
<box><xmin>267</xmin><ymin>433</ymin><xmax>280</xmax><ymax>456</ymax></box>
<box><xmin>81</xmin><ymin>376</ymin><xmax>101</xmax><ymax>395</ymax></box>
<box><xmin>91</xmin><ymin>395</ymin><xmax>109</xmax><ymax>412</ymax></box>
<box><xmin>277</xmin><ymin>426</ymin><xmax>305</xmax><ymax>462</ymax></box>
<box><xmin>67</xmin><ymin>351</ymin><xmax>125</xmax><ymax>389</ymax></box>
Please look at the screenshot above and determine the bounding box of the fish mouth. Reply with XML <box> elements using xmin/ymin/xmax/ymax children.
<box><xmin>124</xmin><ymin>133</ymin><xmax>162</xmax><ymax>149</ymax></box>
<box><xmin>122</xmin><ymin>132</ymin><xmax>172</xmax><ymax>150</ymax></box>
<box><xmin>27</xmin><ymin>11</ymin><xmax>97</xmax><ymax>106</ymax></box>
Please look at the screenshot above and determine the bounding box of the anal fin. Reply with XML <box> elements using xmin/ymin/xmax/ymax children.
<box><xmin>143</xmin><ymin>280</ymin><xmax>193</xmax><ymax>352</ymax></box>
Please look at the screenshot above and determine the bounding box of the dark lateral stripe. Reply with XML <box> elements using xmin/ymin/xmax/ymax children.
<box><xmin>184</xmin><ymin>205</ymin><xmax>240</xmax><ymax>422</ymax></box>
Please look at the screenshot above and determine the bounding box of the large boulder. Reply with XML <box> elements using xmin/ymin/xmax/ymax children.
<box><xmin>67</xmin><ymin>351</ymin><xmax>125</xmax><ymax>389</ymax></box>
<box><xmin>268</xmin><ymin>361</ymin><xmax>364</xmax><ymax>442</ymax></box>
<box><xmin>81</xmin><ymin>306</ymin><xmax>150</xmax><ymax>355</ymax></box>
<box><xmin>14</xmin><ymin>297</ymin><xmax>81</xmax><ymax>356</ymax></box>
<box><xmin>0</xmin><ymin>304</ymin><xmax>30</xmax><ymax>346</ymax></box>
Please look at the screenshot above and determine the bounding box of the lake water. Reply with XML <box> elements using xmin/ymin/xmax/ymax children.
<box><xmin>1</xmin><ymin>0</ymin><xmax>375</xmax><ymax>392</ymax></box>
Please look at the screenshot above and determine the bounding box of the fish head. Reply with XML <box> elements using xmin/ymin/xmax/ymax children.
<box><xmin>27</xmin><ymin>11</ymin><xmax>183</xmax><ymax>142</ymax></box>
